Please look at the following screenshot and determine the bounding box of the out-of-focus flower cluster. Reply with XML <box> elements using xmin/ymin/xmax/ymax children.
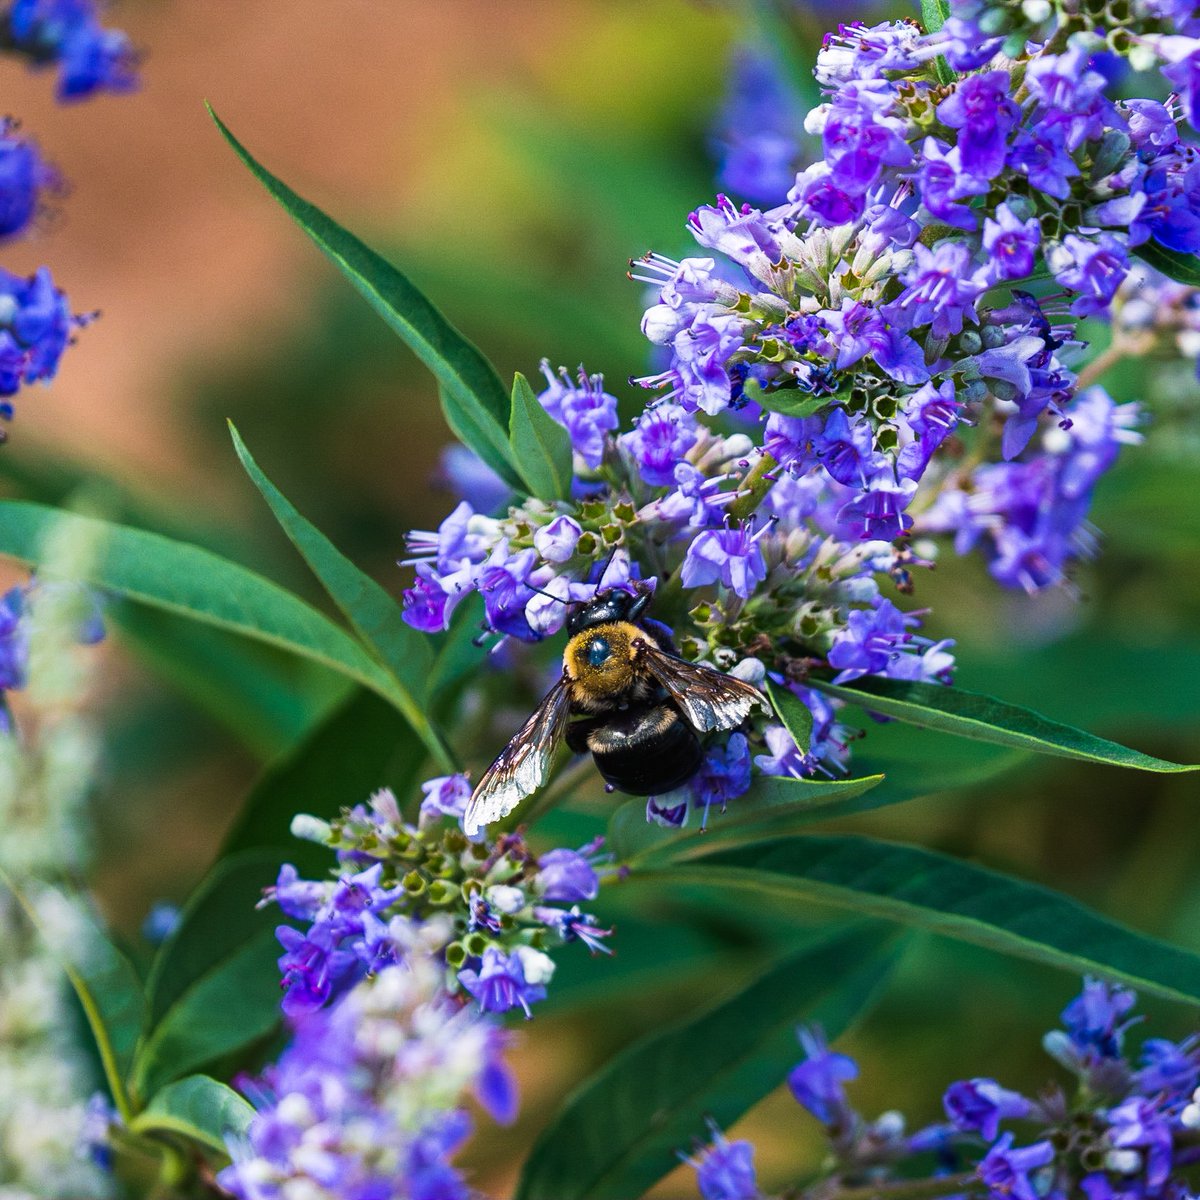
<box><xmin>0</xmin><ymin>522</ymin><xmax>110</xmax><ymax>1200</ymax></box>
<box><xmin>268</xmin><ymin>778</ymin><xmax>612</xmax><ymax>1021</ymax></box>
<box><xmin>219</xmin><ymin>924</ymin><xmax>517</xmax><ymax>1200</ymax></box>
<box><xmin>690</xmin><ymin>977</ymin><xmax>1200</xmax><ymax>1200</ymax></box>
<box><xmin>0</xmin><ymin>0</ymin><xmax>137</xmax><ymax>438</ymax></box>
<box><xmin>0</xmin><ymin>0</ymin><xmax>137</xmax><ymax>100</ymax></box>
<box><xmin>223</xmin><ymin>778</ymin><xmax>619</xmax><ymax>1200</ymax></box>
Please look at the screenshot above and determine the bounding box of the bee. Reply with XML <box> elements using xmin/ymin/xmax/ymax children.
<box><xmin>463</xmin><ymin>579</ymin><xmax>768</xmax><ymax>835</ymax></box>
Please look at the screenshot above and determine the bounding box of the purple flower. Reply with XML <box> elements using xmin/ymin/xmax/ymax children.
<box><xmin>439</xmin><ymin>444</ymin><xmax>511</xmax><ymax>512</ymax></box>
<box><xmin>936</xmin><ymin>71</ymin><xmax>1018</xmax><ymax>180</ymax></box>
<box><xmin>690</xmin><ymin>1128</ymin><xmax>759</xmax><ymax>1200</ymax></box>
<box><xmin>1050</xmin><ymin>234</ymin><xmax>1130</xmax><ymax>318</ymax></box>
<box><xmin>419</xmin><ymin>774</ymin><xmax>473</xmax><ymax>828</ymax></box>
<box><xmin>537</xmin><ymin>842</ymin><xmax>602</xmax><ymax>902</ymax></box>
<box><xmin>0</xmin><ymin>122</ymin><xmax>57</xmax><ymax>240</ymax></box>
<box><xmin>983</xmin><ymin>205</ymin><xmax>1042</xmax><ymax>281</ymax></box>
<box><xmin>0</xmin><ymin>586</ymin><xmax>28</xmax><ymax>691</ymax></box>
<box><xmin>1060</xmin><ymin>977</ymin><xmax>1139</xmax><ymax>1061</ymax></box>
<box><xmin>821</xmin><ymin>300</ymin><xmax>886</xmax><ymax>371</ymax></box>
<box><xmin>815</xmin><ymin>407</ymin><xmax>880</xmax><ymax>487</ymax></box>
<box><xmin>1025</xmin><ymin>47</ymin><xmax>1112</xmax><ymax>150</ymax></box>
<box><xmin>533</xmin><ymin>515</ymin><xmax>582</xmax><ymax>564</ymax></box>
<box><xmin>789</xmin><ymin>1026</ymin><xmax>859</xmax><ymax>1127</ymax></box>
<box><xmin>687</xmin><ymin>194</ymin><xmax>783</xmax><ymax>274</ymax></box>
<box><xmin>712</xmin><ymin>45</ymin><xmax>803</xmax><ymax>204</ymax></box>
<box><xmin>836</xmin><ymin>474</ymin><xmax>918</xmax><ymax>542</ymax></box>
<box><xmin>915</xmin><ymin>138</ymin><xmax>989</xmax><ymax>231</ymax></box>
<box><xmin>691</xmin><ymin>733</ymin><xmax>752</xmax><ymax>827</ymax></box>
<box><xmin>754</xmin><ymin>722</ymin><xmax>815</xmax><ymax>779</ymax></box>
<box><xmin>672</xmin><ymin>311</ymin><xmax>747</xmax><ymax>415</ymax></box>
<box><xmin>6</xmin><ymin>0</ymin><xmax>138</xmax><ymax>100</ymax></box>
<box><xmin>620</xmin><ymin>403</ymin><xmax>699</xmax><ymax>487</ymax></box>
<box><xmin>791</xmin><ymin>162</ymin><xmax>867</xmax><ymax>226</ymax></box>
<box><xmin>1108</xmin><ymin>1097</ymin><xmax>1173</xmax><ymax>1188</ymax></box>
<box><xmin>1136</xmin><ymin>1037</ymin><xmax>1200</xmax><ymax>1099</ymax></box>
<box><xmin>892</xmin><ymin>242</ymin><xmax>986</xmax><ymax>339</ymax></box>
<box><xmin>1008</xmin><ymin>126</ymin><xmax>1080</xmax><ymax>201</ymax></box>
<box><xmin>896</xmin><ymin>379</ymin><xmax>962</xmax><ymax>481</ymax></box>
<box><xmin>646</xmin><ymin>792</ymin><xmax>690</xmax><ymax>828</ymax></box>
<box><xmin>1156</xmin><ymin>37</ymin><xmax>1200</xmax><ymax>131</ymax></box>
<box><xmin>458</xmin><ymin>947</ymin><xmax>547</xmax><ymax>1018</ymax></box>
<box><xmin>827</xmin><ymin>598</ymin><xmax>954</xmax><ymax>683</ymax></box>
<box><xmin>0</xmin><ymin>266</ymin><xmax>76</xmax><ymax>397</ymax></box>
<box><xmin>402</xmin><ymin>563</ymin><xmax>457</xmax><ymax>633</ymax></box>
<box><xmin>822</xmin><ymin>86</ymin><xmax>912</xmax><ymax>196</ymax></box>
<box><xmin>944</xmin><ymin>1079</ymin><xmax>1033</xmax><ymax>1141</ymax></box>
<box><xmin>477</xmin><ymin>545</ymin><xmax>540</xmax><ymax>640</ymax></box>
<box><xmin>763</xmin><ymin>413</ymin><xmax>822</xmax><ymax>475</ymax></box>
<box><xmin>537</xmin><ymin>361</ymin><xmax>619</xmax><ymax>470</ymax></box>
<box><xmin>681</xmin><ymin>523</ymin><xmax>769</xmax><ymax>599</ymax></box>
<box><xmin>976</xmin><ymin>1134</ymin><xmax>1055</xmax><ymax>1200</ymax></box>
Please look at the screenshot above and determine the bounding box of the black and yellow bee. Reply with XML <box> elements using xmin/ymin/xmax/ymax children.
<box><xmin>463</xmin><ymin>580</ymin><xmax>768</xmax><ymax>835</ymax></box>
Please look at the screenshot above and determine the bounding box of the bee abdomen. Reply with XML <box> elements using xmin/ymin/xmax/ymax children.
<box><xmin>585</xmin><ymin>703</ymin><xmax>702</xmax><ymax>796</ymax></box>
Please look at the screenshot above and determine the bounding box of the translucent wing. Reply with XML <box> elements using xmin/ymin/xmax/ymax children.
<box><xmin>464</xmin><ymin>675</ymin><xmax>572</xmax><ymax>835</ymax></box>
<box><xmin>635</xmin><ymin>639</ymin><xmax>767</xmax><ymax>733</ymax></box>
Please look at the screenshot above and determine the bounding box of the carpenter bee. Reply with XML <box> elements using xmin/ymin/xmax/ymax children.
<box><xmin>463</xmin><ymin>579</ymin><xmax>768</xmax><ymax>835</ymax></box>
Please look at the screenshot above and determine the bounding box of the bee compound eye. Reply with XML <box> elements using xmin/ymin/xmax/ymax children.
<box><xmin>586</xmin><ymin>636</ymin><xmax>611</xmax><ymax>668</ymax></box>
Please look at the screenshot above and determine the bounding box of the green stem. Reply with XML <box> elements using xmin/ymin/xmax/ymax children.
<box><xmin>728</xmin><ymin>452</ymin><xmax>779</xmax><ymax>523</ymax></box>
<box><xmin>1074</xmin><ymin>341</ymin><xmax>1128</xmax><ymax>392</ymax></box>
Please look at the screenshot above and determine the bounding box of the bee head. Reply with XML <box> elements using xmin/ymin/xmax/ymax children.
<box><xmin>566</xmin><ymin>580</ymin><xmax>653</xmax><ymax>636</ymax></box>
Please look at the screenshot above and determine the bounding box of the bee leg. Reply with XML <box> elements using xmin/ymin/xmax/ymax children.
<box><xmin>565</xmin><ymin>717</ymin><xmax>603</xmax><ymax>756</ymax></box>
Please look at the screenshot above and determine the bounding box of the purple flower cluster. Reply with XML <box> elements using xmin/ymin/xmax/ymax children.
<box><xmin>920</xmin><ymin>388</ymin><xmax>1143</xmax><ymax>591</ymax></box>
<box><xmin>0</xmin><ymin>1</ymin><xmax>136</xmax><ymax>437</ymax></box>
<box><xmin>712</xmin><ymin>44</ymin><xmax>805</xmax><ymax>205</ymax></box>
<box><xmin>219</xmin><ymin>939</ymin><xmax>517</xmax><ymax>1200</ymax></box>
<box><xmin>269</xmin><ymin>782</ymin><xmax>611</xmax><ymax>1021</ymax></box>
<box><xmin>0</xmin><ymin>578</ymin><xmax>104</xmax><ymax>732</ymax></box>
<box><xmin>1</xmin><ymin>0</ymin><xmax>138</xmax><ymax>100</ymax></box>
<box><xmin>690</xmin><ymin>978</ymin><xmax>1200</xmax><ymax>1200</ymax></box>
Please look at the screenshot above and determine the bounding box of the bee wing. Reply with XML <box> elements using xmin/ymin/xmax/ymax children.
<box><xmin>464</xmin><ymin>675</ymin><xmax>572</xmax><ymax>836</ymax></box>
<box><xmin>635</xmin><ymin>639</ymin><xmax>767</xmax><ymax>733</ymax></box>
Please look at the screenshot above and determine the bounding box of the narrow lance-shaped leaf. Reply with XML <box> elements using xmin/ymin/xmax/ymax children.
<box><xmin>0</xmin><ymin>872</ymin><xmax>144</xmax><ymax>1121</ymax></box>
<box><xmin>810</xmin><ymin>675</ymin><xmax>1198</xmax><ymax>773</ymax></box>
<box><xmin>133</xmin><ymin>852</ymin><xmax>284</xmax><ymax>1099</ymax></box>
<box><xmin>0</xmin><ymin>500</ymin><xmax>419</xmax><ymax>718</ymax></box>
<box><xmin>515</xmin><ymin>923</ymin><xmax>902</xmax><ymax>1200</ymax></box>
<box><xmin>208</xmin><ymin>106</ymin><xmax>524</xmax><ymax>491</ymax></box>
<box><xmin>130</xmin><ymin>1075</ymin><xmax>255</xmax><ymax>1158</ymax></box>
<box><xmin>229</xmin><ymin>424</ymin><xmax>455</xmax><ymax>771</ymax></box>
<box><xmin>509</xmin><ymin>372</ymin><xmax>574</xmax><ymax>501</ymax></box>
<box><xmin>636</xmin><ymin>834</ymin><xmax>1200</xmax><ymax>1007</ymax></box>
<box><xmin>766</xmin><ymin>678</ymin><xmax>813</xmax><ymax>749</ymax></box>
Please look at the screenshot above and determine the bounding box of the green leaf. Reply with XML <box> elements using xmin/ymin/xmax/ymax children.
<box><xmin>509</xmin><ymin>372</ymin><xmax>574</xmax><ymax>501</ymax></box>
<box><xmin>636</xmin><ymin>834</ymin><xmax>1200</xmax><ymax>1007</ymax></box>
<box><xmin>608</xmin><ymin>773</ymin><xmax>886</xmax><ymax>863</ymax></box>
<box><xmin>0</xmin><ymin>500</ymin><xmax>417</xmax><ymax>718</ymax></box>
<box><xmin>1135</xmin><ymin>242</ymin><xmax>1200</xmax><ymax>287</ymax></box>
<box><xmin>133</xmin><ymin>853</ymin><xmax>283</xmax><ymax>1099</ymax></box>
<box><xmin>131</xmin><ymin>1075</ymin><xmax>254</xmax><ymax>1157</ymax></box>
<box><xmin>766</xmin><ymin>678</ymin><xmax>812</xmax><ymax>749</ymax></box>
<box><xmin>918</xmin><ymin>0</ymin><xmax>956</xmax><ymax>83</ymax></box>
<box><xmin>0</xmin><ymin>874</ymin><xmax>144</xmax><ymax>1121</ymax></box>
<box><xmin>114</xmin><ymin>602</ymin><xmax>346</xmax><ymax>760</ymax></box>
<box><xmin>209</xmin><ymin>107</ymin><xmax>523</xmax><ymax>491</ymax></box>
<box><xmin>219</xmin><ymin>687</ymin><xmax>424</xmax><ymax>872</ymax></box>
<box><xmin>228</xmin><ymin>424</ymin><xmax>454</xmax><ymax>771</ymax></box>
<box><xmin>809</xmin><ymin>675</ymin><xmax>1198</xmax><ymax>774</ymax></box>
<box><xmin>921</xmin><ymin>0</ymin><xmax>951</xmax><ymax>32</ymax></box>
<box><xmin>744</xmin><ymin>383</ymin><xmax>829</xmax><ymax>419</ymax></box>
<box><xmin>515</xmin><ymin>924</ymin><xmax>901</xmax><ymax>1200</ymax></box>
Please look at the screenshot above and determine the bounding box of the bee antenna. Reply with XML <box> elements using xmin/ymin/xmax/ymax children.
<box><xmin>523</xmin><ymin>579</ymin><xmax>568</xmax><ymax>605</ymax></box>
<box><xmin>595</xmin><ymin>543</ymin><xmax>622</xmax><ymax>591</ymax></box>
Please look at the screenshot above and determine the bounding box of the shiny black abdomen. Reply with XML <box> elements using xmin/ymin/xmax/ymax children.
<box><xmin>567</xmin><ymin>702</ymin><xmax>702</xmax><ymax>796</ymax></box>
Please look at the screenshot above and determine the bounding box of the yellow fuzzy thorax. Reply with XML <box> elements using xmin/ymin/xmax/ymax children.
<box><xmin>563</xmin><ymin>620</ymin><xmax>643</xmax><ymax>703</ymax></box>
